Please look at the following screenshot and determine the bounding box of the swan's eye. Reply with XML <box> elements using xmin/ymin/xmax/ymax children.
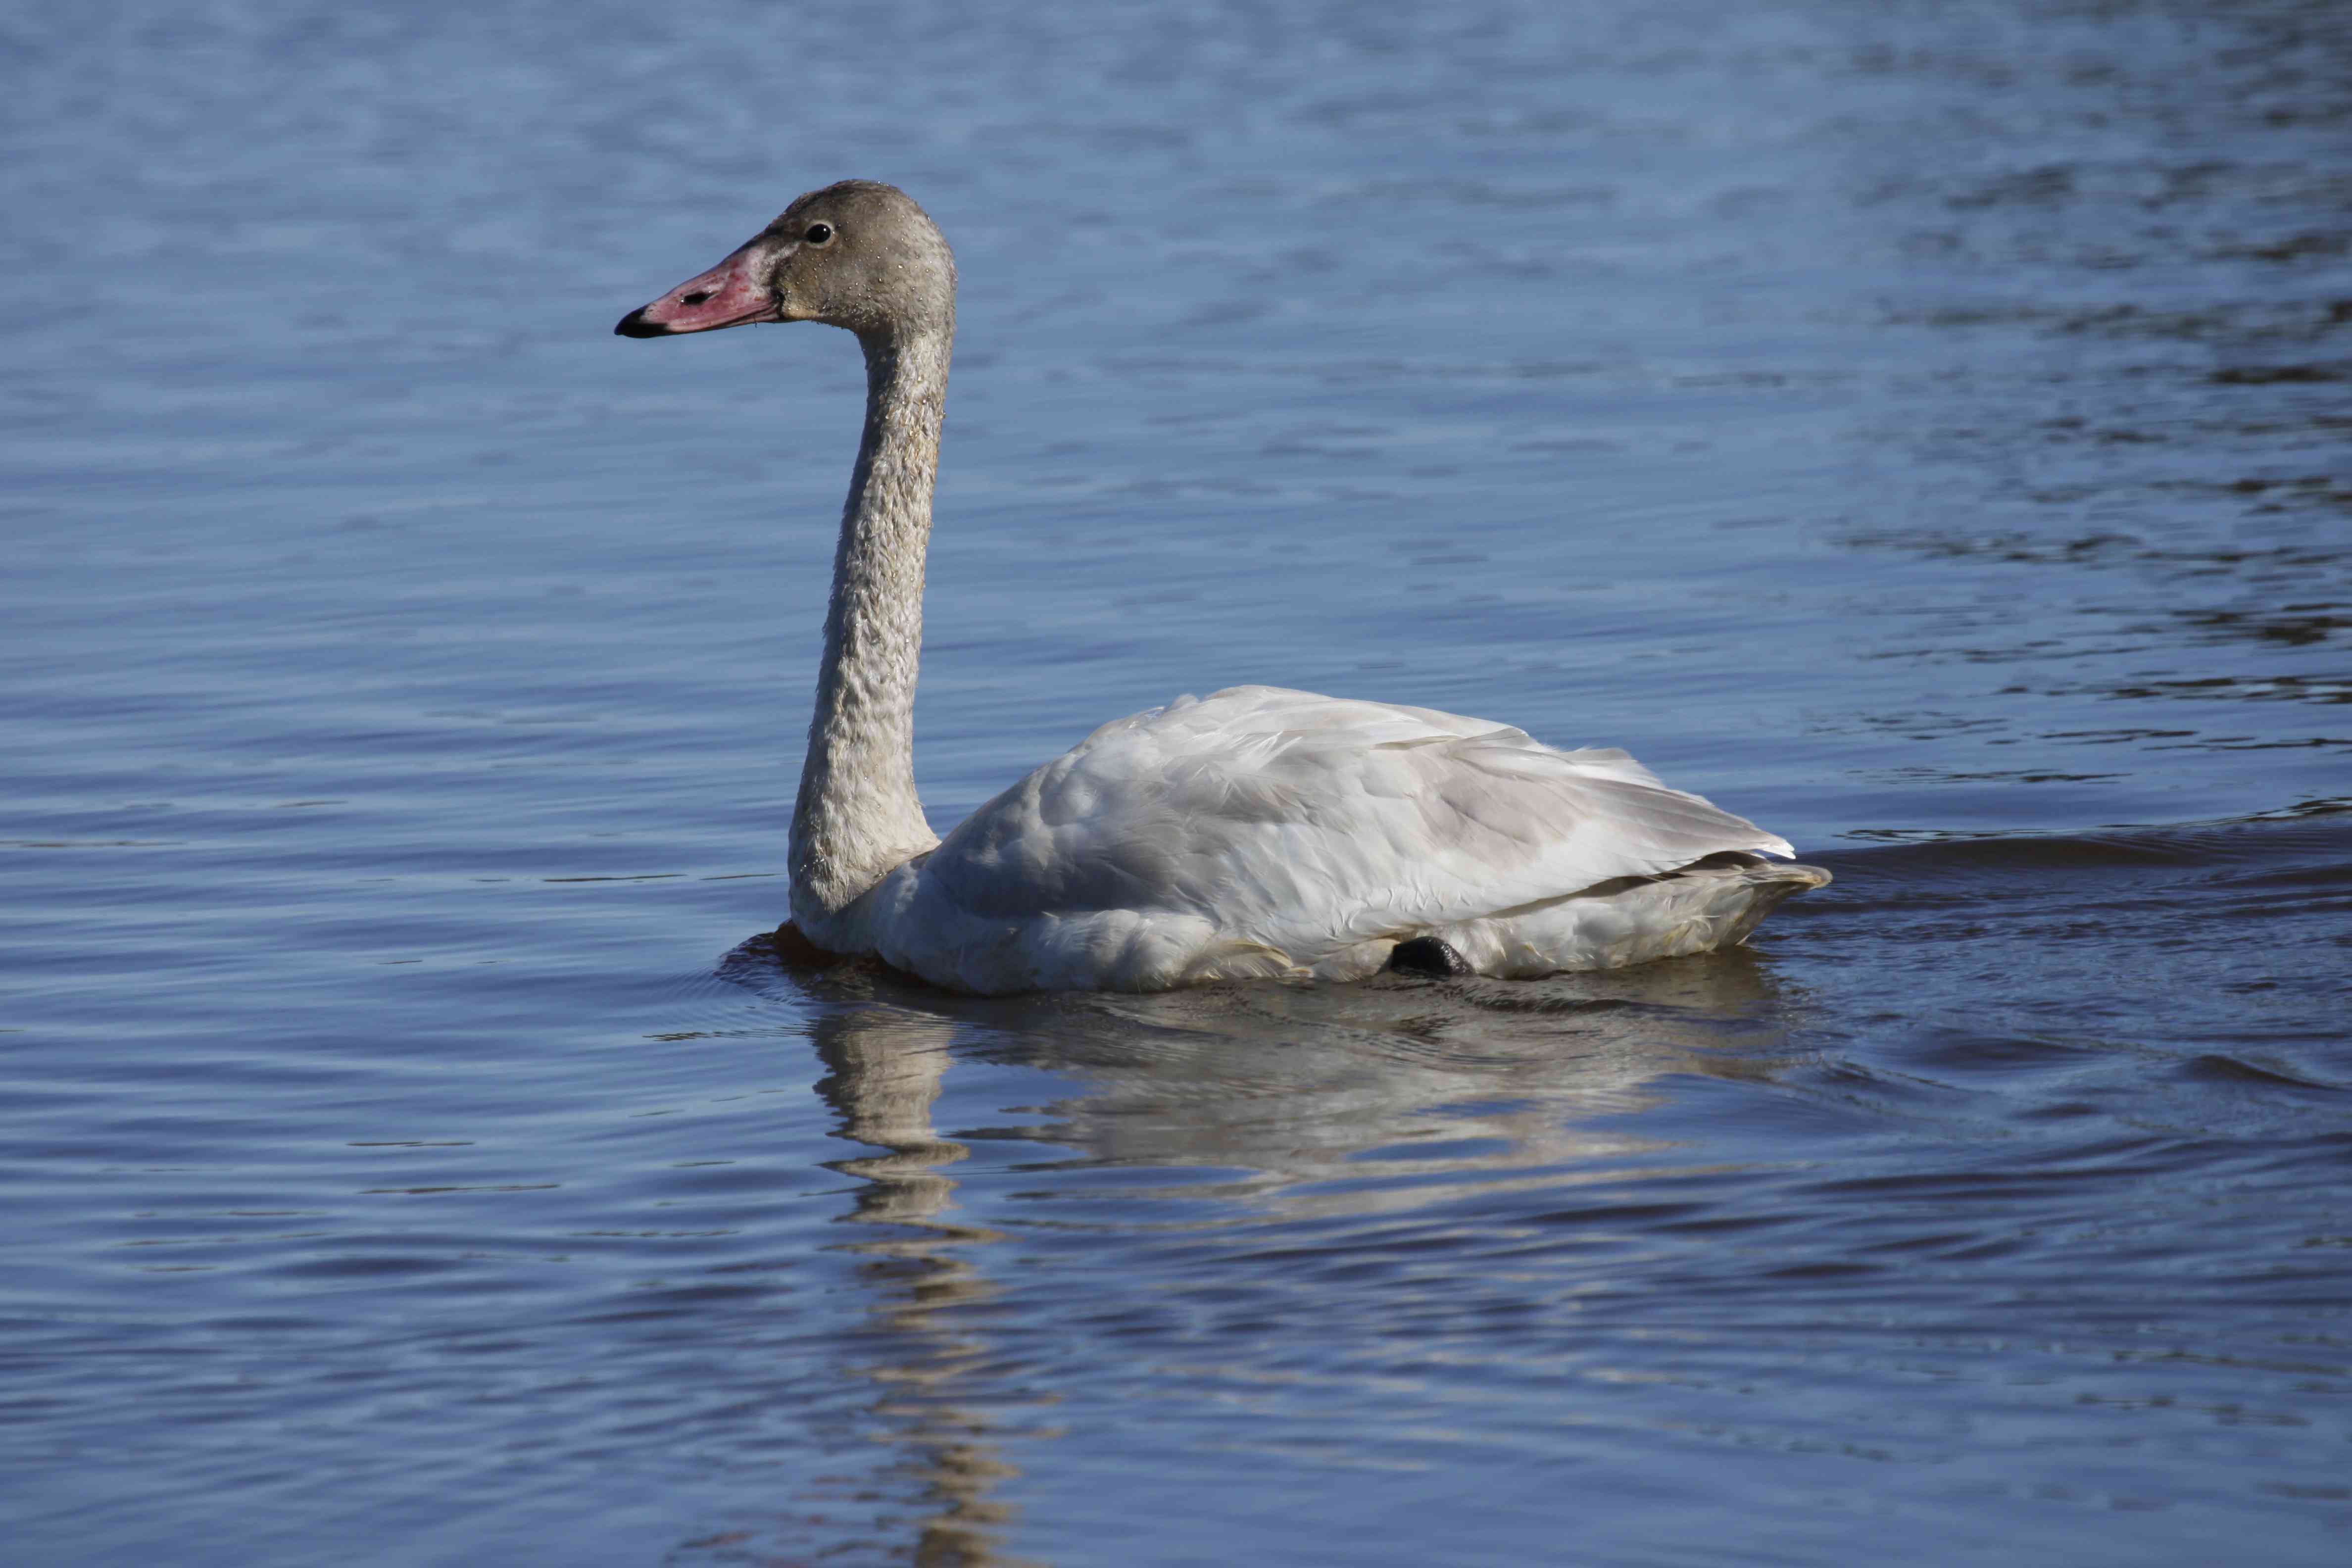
<box><xmin>803</xmin><ymin>222</ymin><xmax>834</xmax><ymax>246</ymax></box>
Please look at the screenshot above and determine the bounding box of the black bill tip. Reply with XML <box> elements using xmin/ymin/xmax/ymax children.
<box><xmin>614</xmin><ymin>308</ymin><xmax>669</xmax><ymax>338</ymax></box>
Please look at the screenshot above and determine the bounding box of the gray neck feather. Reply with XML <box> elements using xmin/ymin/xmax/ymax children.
<box><xmin>790</xmin><ymin>321</ymin><xmax>953</xmax><ymax>931</ymax></box>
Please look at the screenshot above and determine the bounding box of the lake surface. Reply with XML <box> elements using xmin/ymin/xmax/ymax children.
<box><xmin>5</xmin><ymin>0</ymin><xmax>2349</xmax><ymax>1562</ymax></box>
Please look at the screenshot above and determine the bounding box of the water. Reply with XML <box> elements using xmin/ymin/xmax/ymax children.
<box><xmin>5</xmin><ymin>0</ymin><xmax>2349</xmax><ymax>1562</ymax></box>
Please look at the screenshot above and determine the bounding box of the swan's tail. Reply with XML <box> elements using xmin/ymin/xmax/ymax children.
<box><xmin>1700</xmin><ymin>857</ymin><xmax>1831</xmax><ymax>949</ymax></box>
<box><xmin>1416</xmin><ymin>853</ymin><xmax>1832</xmax><ymax>977</ymax></box>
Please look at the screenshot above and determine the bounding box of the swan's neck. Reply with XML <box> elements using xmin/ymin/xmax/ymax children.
<box><xmin>790</xmin><ymin>322</ymin><xmax>952</xmax><ymax>935</ymax></box>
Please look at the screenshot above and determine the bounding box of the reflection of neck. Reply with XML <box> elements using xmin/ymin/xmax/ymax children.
<box><xmin>790</xmin><ymin>323</ymin><xmax>953</xmax><ymax>937</ymax></box>
<box><xmin>811</xmin><ymin>1004</ymin><xmax>1016</xmax><ymax>1564</ymax></box>
<box><xmin>820</xmin><ymin>1003</ymin><xmax>970</xmax><ymax>1231</ymax></box>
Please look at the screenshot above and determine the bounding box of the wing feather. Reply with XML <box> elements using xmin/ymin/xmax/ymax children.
<box><xmin>922</xmin><ymin>686</ymin><xmax>1791</xmax><ymax>968</ymax></box>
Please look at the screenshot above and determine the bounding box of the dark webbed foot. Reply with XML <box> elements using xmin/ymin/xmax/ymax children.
<box><xmin>1387</xmin><ymin>936</ymin><xmax>1472</xmax><ymax>977</ymax></box>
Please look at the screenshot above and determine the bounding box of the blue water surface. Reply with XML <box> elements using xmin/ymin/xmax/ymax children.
<box><xmin>4</xmin><ymin>2</ymin><xmax>2349</xmax><ymax>1563</ymax></box>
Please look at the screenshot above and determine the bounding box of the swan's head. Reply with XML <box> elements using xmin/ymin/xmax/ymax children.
<box><xmin>615</xmin><ymin>181</ymin><xmax>956</xmax><ymax>342</ymax></box>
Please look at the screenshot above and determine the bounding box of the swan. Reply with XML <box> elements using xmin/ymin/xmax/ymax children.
<box><xmin>616</xmin><ymin>180</ymin><xmax>1828</xmax><ymax>995</ymax></box>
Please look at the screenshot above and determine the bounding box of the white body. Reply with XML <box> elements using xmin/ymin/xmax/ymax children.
<box><xmin>813</xmin><ymin>685</ymin><xmax>1823</xmax><ymax>994</ymax></box>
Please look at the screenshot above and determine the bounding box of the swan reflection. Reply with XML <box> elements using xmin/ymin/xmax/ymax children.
<box><xmin>809</xmin><ymin>1001</ymin><xmax>1033</xmax><ymax>1568</ymax></box>
<box><xmin>773</xmin><ymin>941</ymin><xmax>1805</xmax><ymax>1563</ymax></box>
<box><xmin>796</xmin><ymin>939</ymin><xmax>1803</xmax><ymax>1220</ymax></box>
<box><xmin>945</xmin><ymin>951</ymin><xmax>1800</xmax><ymax>1219</ymax></box>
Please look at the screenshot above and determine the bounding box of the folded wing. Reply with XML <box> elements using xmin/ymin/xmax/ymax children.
<box><xmin>922</xmin><ymin>686</ymin><xmax>1792</xmax><ymax>967</ymax></box>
